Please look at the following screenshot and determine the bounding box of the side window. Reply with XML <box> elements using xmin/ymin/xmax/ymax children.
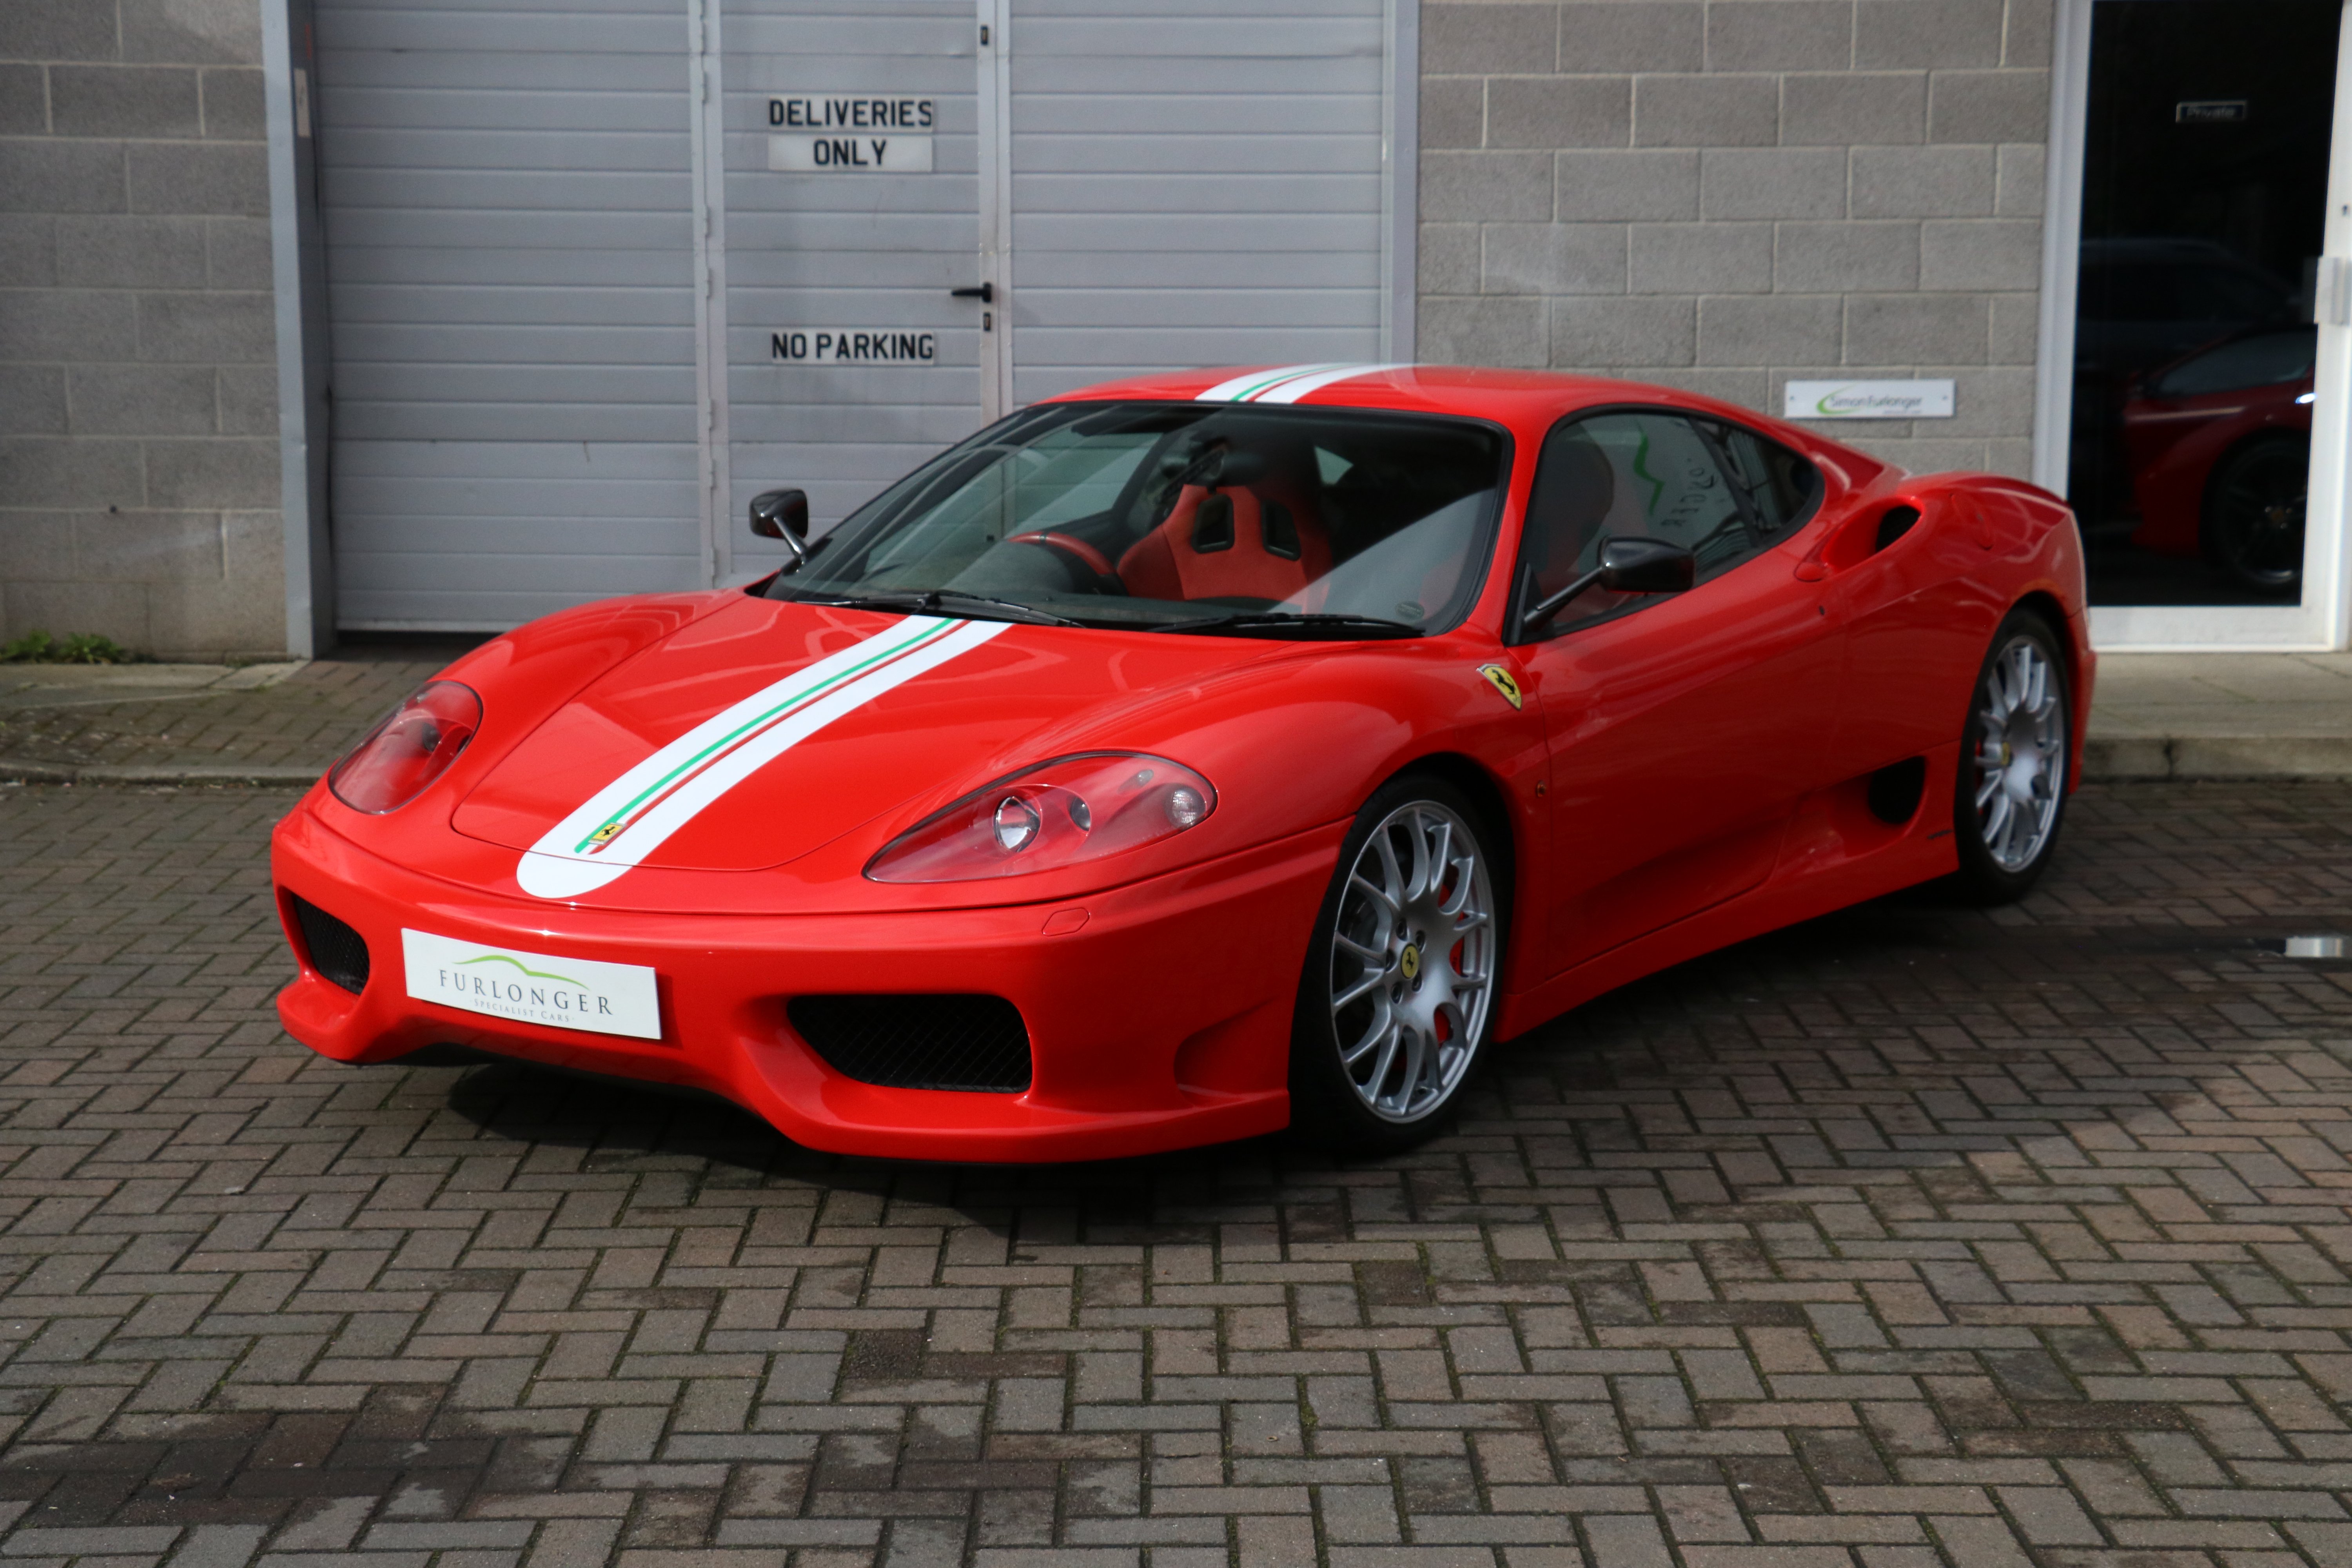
<box><xmin>1517</xmin><ymin>411</ymin><xmax>1753</xmax><ymax>632</ymax></box>
<box><xmin>1709</xmin><ymin>423</ymin><xmax>1820</xmax><ymax>538</ymax></box>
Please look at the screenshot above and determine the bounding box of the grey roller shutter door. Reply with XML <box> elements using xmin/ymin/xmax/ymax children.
<box><xmin>1006</xmin><ymin>0</ymin><xmax>1390</xmax><ymax>407</ymax></box>
<box><xmin>316</xmin><ymin>0</ymin><xmax>701</xmax><ymax>630</ymax></box>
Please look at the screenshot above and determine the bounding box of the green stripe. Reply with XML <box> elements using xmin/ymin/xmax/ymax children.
<box><xmin>572</xmin><ymin>618</ymin><xmax>955</xmax><ymax>854</ymax></box>
<box><xmin>1231</xmin><ymin>364</ymin><xmax>1335</xmax><ymax>401</ymax></box>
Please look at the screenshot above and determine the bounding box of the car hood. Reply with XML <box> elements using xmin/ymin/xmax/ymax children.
<box><xmin>451</xmin><ymin>593</ymin><xmax>1273</xmax><ymax>897</ymax></box>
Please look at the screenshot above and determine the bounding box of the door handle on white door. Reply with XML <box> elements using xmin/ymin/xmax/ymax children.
<box><xmin>951</xmin><ymin>283</ymin><xmax>994</xmax><ymax>303</ymax></box>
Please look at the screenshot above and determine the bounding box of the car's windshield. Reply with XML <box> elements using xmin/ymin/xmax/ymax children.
<box><xmin>761</xmin><ymin>401</ymin><xmax>1509</xmax><ymax>637</ymax></box>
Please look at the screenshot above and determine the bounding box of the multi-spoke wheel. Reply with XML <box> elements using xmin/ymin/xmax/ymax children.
<box><xmin>1952</xmin><ymin>612</ymin><xmax>2072</xmax><ymax>904</ymax></box>
<box><xmin>1291</xmin><ymin>776</ymin><xmax>1502</xmax><ymax>1153</ymax></box>
<box><xmin>2201</xmin><ymin>433</ymin><xmax>2308</xmax><ymax>596</ymax></box>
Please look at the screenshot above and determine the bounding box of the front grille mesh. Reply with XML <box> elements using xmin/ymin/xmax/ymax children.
<box><xmin>290</xmin><ymin>894</ymin><xmax>370</xmax><ymax>995</ymax></box>
<box><xmin>788</xmin><ymin>994</ymin><xmax>1032</xmax><ymax>1093</ymax></box>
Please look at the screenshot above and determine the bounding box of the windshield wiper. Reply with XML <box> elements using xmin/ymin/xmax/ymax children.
<box><xmin>1152</xmin><ymin>611</ymin><xmax>1423</xmax><ymax>639</ymax></box>
<box><xmin>785</xmin><ymin>590</ymin><xmax>1089</xmax><ymax>628</ymax></box>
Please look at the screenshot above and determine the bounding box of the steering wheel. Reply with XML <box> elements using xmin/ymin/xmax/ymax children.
<box><xmin>1007</xmin><ymin>531</ymin><xmax>1121</xmax><ymax>591</ymax></box>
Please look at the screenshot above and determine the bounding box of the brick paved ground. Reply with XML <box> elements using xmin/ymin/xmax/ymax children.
<box><xmin>0</xmin><ymin>644</ymin><xmax>473</xmax><ymax>773</ymax></box>
<box><xmin>4</xmin><ymin>780</ymin><xmax>2352</xmax><ymax>1568</ymax></box>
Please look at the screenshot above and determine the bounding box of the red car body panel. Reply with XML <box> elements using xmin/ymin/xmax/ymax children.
<box><xmin>272</xmin><ymin>364</ymin><xmax>2093</xmax><ymax>1161</ymax></box>
<box><xmin>2122</xmin><ymin>373</ymin><xmax>2313</xmax><ymax>557</ymax></box>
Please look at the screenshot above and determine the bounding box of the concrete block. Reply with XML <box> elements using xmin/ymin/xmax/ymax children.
<box><xmin>0</xmin><ymin>511</ymin><xmax>74</xmax><ymax>579</ymax></box>
<box><xmin>1423</xmin><ymin>5</ymin><xmax>1558</xmax><ymax>75</ymax></box>
<box><xmin>1988</xmin><ymin>292</ymin><xmax>2039</xmax><ymax>363</ymax></box>
<box><xmin>1996</xmin><ymin>142</ymin><xmax>2044</xmax><ymax>217</ymax></box>
<box><xmin>0</xmin><ymin>65</ymin><xmax>46</xmax><ymax>135</ymax></box>
<box><xmin>2006</xmin><ymin>0</ymin><xmax>2055</xmax><ymax>68</ymax></box>
<box><xmin>1549</xmin><ymin>296</ymin><xmax>1695</xmax><ymax>368</ymax></box>
<box><xmin>1633</xmin><ymin>75</ymin><xmax>1777</xmax><ymax>147</ymax></box>
<box><xmin>1555</xmin><ymin>149</ymin><xmax>1700</xmax><ymax>221</ymax></box>
<box><xmin>218</xmin><ymin>365</ymin><xmax>276</xmax><ymax>436</ymax></box>
<box><xmin>1421</xmin><ymin>77</ymin><xmax>1483</xmax><ymax>151</ymax></box>
<box><xmin>50</xmin><ymin>65</ymin><xmax>201</xmax><ymax>139</ymax></box>
<box><xmin>1419</xmin><ymin>296</ymin><xmax>1549</xmax><ymax>368</ymax></box>
<box><xmin>0</xmin><ymin>141</ymin><xmax>126</xmax><ymax>214</ymax></box>
<box><xmin>1983</xmin><ymin>436</ymin><xmax>2032</xmax><ymax>478</ymax></box>
<box><xmin>206</xmin><ymin>216</ymin><xmax>272</xmax><ymax>289</ymax></box>
<box><xmin>1856</xmin><ymin>0</ymin><xmax>2004</xmax><ymax>68</ymax></box>
<box><xmin>0</xmin><ymin>289</ymin><xmax>138</xmax><ymax>360</ymax></box>
<box><xmin>1851</xmin><ymin>145</ymin><xmax>1993</xmax><ymax>217</ymax></box>
<box><xmin>1699</xmin><ymin>147</ymin><xmax>1846</xmax><ymax>219</ymax></box>
<box><xmin>1484</xmin><ymin>224</ymin><xmax>1626</xmax><ymax>295</ymax></box>
<box><xmin>1487</xmin><ymin>76</ymin><xmax>1630</xmax><ymax>149</ymax></box>
<box><xmin>1629</xmin><ymin>223</ymin><xmax>1771</xmax><ymax>294</ymax></box>
<box><xmin>201</xmin><ymin>67</ymin><xmax>263</xmax><ymax>139</ymax></box>
<box><xmin>147</xmin><ymin>510</ymin><xmax>285</xmax><ymax>656</ymax></box>
<box><xmin>1706</xmin><ymin>2</ymin><xmax>1856</xmax><ymax>73</ymax></box>
<box><xmin>1919</xmin><ymin>218</ymin><xmax>2040</xmax><ymax>290</ymax></box>
<box><xmin>144</xmin><ymin>436</ymin><xmax>279</xmax><ymax>507</ymax></box>
<box><xmin>128</xmin><ymin>141</ymin><xmax>267</xmax><ymax>215</ymax></box>
<box><xmin>1845</xmin><ymin>292</ymin><xmax>1990</xmax><ymax>362</ymax></box>
<box><xmin>1419</xmin><ymin>224</ymin><xmax>1479</xmax><ymax>294</ymax></box>
<box><xmin>138</xmin><ymin>291</ymin><xmax>274</xmax><ymax>363</ymax></box>
<box><xmin>1699</xmin><ymin>295</ymin><xmax>1842</xmax><ymax>365</ymax></box>
<box><xmin>1560</xmin><ymin>2</ymin><xmax>1703</xmax><ymax>72</ymax></box>
<box><xmin>0</xmin><ymin>437</ymin><xmax>145</xmax><ymax>508</ymax></box>
<box><xmin>1420</xmin><ymin>151</ymin><xmax>1553</xmax><ymax>222</ymax></box>
<box><xmin>122</xmin><ymin>0</ymin><xmax>263</xmax><ymax>66</ymax></box>
<box><xmin>1929</xmin><ymin>69</ymin><xmax>2049</xmax><ymax>143</ymax></box>
<box><xmin>1933</xmin><ymin>364</ymin><xmax>2035</xmax><ymax>436</ymax></box>
<box><xmin>0</xmin><ymin>0</ymin><xmax>122</xmax><ymax>62</ymax></box>
<box><xmin>2</xmin><ymin>580</ymin><xmax>151</xmax><ymax>649</ymax></box>
<box><xmin>73</xmin><ymin>508</ymin><xmax>225</xmax><ymax>582</ymax></box>
<box><xmin>0</xmin><ymin>365</ymin><xmax>67</xmax><ymax>436</ymax></box>
<box><xmin>1782</xmin><ymin>72</ymin><xmax>1926</xmax><ymax>145</ymax></box>
<box><xmin>1842</xmin><ymin>435</ymin><xmax>1986</xmax><ymax>472</ymax></box>
<box><xmin>57</xmin><ymin>214</ymin><xmax>209</xmax><ymax>288</ymax></box>
<box><xmin>1774</xmin><ymin>221</ymin><xmax>1919</xmax><ymax>291</ymax></box>
<box><xmin>67</xmin><ymin>364</ymin><xmax>219</xmax><ymax>436</ymax></box>
<box><xmin>0</xmin><ymin>215</ymin><xmax>55</xmax><ymax>285</ymax></box>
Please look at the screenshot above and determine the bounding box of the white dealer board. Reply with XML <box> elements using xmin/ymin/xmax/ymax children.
<box><xmin>769</xmin><ymin>93</ymin><xmax>935</xmax><ymax>172</ymax></box>
<box><xmin>1784</xmin><ymin>379</ymin><xmax>1956</xmax><ymax>419</ymax></box>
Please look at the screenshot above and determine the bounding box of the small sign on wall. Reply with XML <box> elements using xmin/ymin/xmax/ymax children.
<box><xmin>772</xmin><ymin>330</ymin><xmax>938</xmax><ymax>363</ymax></box>
<box><xmin>1784</xmin><ymin>379</ymin><xmax>1956</xmax><ymax>419</ymax></box>
<box><xmin>769</xmin><ymin>94</ymin><xmax>936</xmax><ymax>172</ymax></box>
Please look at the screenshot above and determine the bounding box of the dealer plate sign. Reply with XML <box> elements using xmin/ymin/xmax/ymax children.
<box><xmin>1784</xmin><ymin>379</ymin><xmax>1956</xmax><ymax>419</ymax></box>
<box><xmin>403</xmin><ymin>929</ymin><xmax>661</xmax><ymax>1040</ymax></box>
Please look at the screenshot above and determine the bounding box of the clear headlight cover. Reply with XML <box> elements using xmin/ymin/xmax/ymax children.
<box><xmin>328</xmin><ymin>680</ymin><xmax>481</xmax><ymax>813</ymax></box>
<box><xmin>866</xmin><ymin>752</ymin><xmax>1217</xmax><ymax>883</ymax></box>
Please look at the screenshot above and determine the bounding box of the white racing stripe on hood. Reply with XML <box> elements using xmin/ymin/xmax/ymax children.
<box><xmin>516</xmin><ymin>615</ymin><xmax>1012</xmax><ymax>900</ymax></box>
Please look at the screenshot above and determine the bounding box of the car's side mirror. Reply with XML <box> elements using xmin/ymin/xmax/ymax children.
<box><xmin>1595</xmin><ymin>536</ymin><xmax>1697</xmax><ymax>595</ymax></box>
<box><xmin>1519</xmin><ymin>535</ymin><xmax>1696</xmax><ymax>636</ymax></box>
<box><xmin>750</xmin><ymin>488</ymin><xmax>811</xmax><ymax>566</ymax></box>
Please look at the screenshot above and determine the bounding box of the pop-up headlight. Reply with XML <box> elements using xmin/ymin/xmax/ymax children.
<box><xmin>866</xmin><ymin>752</ymin><xmax>1216</xmax><ymax>883</ymax></box>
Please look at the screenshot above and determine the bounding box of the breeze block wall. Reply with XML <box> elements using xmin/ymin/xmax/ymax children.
<box><xmin>1418</xmin><ymin>0</ymin><xmax>2053</xmax><ymax>478</ymax></box>
<box><xmin>0</xmin><ymin>0</ymin><xmax>285</xmax><ymax>659</ymax></box>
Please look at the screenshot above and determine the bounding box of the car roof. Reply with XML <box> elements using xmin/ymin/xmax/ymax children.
<box><xmin>1040</xmin><ymin>362</ymin><xmax>1810</xmax><ymax>440</ymax></box>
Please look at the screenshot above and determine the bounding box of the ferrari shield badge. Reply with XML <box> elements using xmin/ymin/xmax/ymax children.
<box><xmin>1478</xmin><ymin>664</ymin><xmax>1523</xmax><ymax>710</ymax></box>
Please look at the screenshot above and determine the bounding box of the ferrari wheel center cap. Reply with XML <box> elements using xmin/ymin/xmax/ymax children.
<box><xmin>1398</xmin><ymin>944</ymin><xmax>1422</xmax><ymax>982</ymax></box>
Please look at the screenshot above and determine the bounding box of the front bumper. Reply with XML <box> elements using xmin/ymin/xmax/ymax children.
<box><xmin>271</xmin><ymin>802</ymin><xmax>1343</xmax><ymax>1161</ymax></box>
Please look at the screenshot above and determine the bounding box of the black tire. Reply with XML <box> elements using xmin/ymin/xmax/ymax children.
<box><xmin>2200</xmin><ymin>432</ymin><xmax>2308</xmax><ymax>595</ymax></box>
<box><xmin>1950</xmin><ymin>610</ymin><xmax>2072</xmax><ymax>905</ymax></box>
<box><xmin>1289</xmin><ymin>774</ymin><xmax>1506</xmax><ymax>1156</ymax></box>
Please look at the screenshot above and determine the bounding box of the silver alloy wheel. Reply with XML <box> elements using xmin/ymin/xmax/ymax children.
<box><xmin>1972</xmin><ymin>636</ymin><xmax>2067</xmax><ymax>873</ymax></box>
<box><xmin>1327</xmin><ymin>800</ymin><xmax>1496</xmax><ymax>1123</ymax></box>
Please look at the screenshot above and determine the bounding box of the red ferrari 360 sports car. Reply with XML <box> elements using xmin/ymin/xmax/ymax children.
<box><xmin>273</xmin><ymin>364</ymin><xmax>2092</xmax><ymax>1161</ymax></box>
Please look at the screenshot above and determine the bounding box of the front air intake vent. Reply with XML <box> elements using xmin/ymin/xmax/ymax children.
<box><xmin>290</xmin><ymin>895</ymin><xmax>370</xmax><ymax>995</ymax></box>
<box><xmin>788</xmin><ymin>995</ymin><xmax>1033</xmax><ymax>1093</ymax></box>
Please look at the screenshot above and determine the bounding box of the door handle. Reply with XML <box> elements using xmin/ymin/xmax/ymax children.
<box><xmin>951</xmin><ymin>283</ymin><xmax>994</xmax><ymax>303</ymax></box>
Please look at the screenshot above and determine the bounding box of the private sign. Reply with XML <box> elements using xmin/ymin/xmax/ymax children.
<box><xmin>769</xmin><ymin>94</ymin><xmax>935</xmax><ymax>172</ymax></box>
